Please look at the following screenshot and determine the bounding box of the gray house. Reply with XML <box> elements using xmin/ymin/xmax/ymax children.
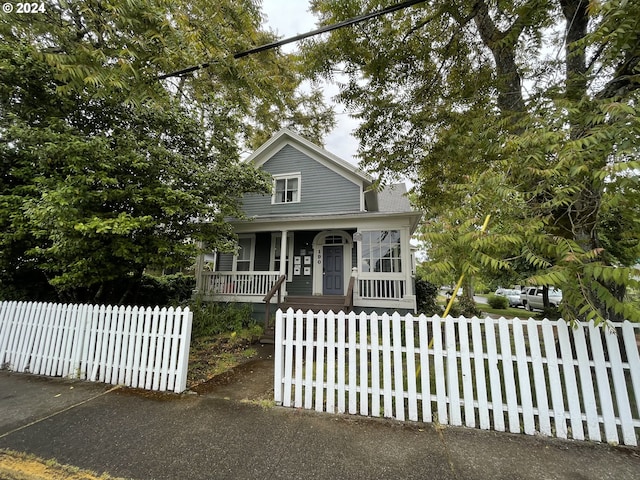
<box><xmin>195</xmin><ymin>129</ymin><xmax>421</xmax><ymax>318</ymax></box>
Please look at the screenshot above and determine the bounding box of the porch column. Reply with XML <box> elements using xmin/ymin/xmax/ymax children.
<box><xmin>194</xmin><ymin>241</ymin><xmax>204</xmax><ymax>293</ymax></box>
<box><xmin>403</xmin><ymin>228</ymin><xmax>414</xmax><ymax>297</ymax></box>
<box><xmin>279</xmin><ymin>230</ymin><xmax>288</xmax><ymax>278</ymax></box>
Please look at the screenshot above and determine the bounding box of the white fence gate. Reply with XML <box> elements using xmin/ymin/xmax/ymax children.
<box><xmin>0</xmin><ymin>301</ymin><xmax>192</xmax><ymax>393</ymax></box>
<box><xmin>274</xmin><ymin>309</ymin><xmax>640</xmax><ymax>446</ymax></box>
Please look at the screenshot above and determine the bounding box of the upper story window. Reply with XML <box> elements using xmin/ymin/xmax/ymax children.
<box><xmin>272</xmin><ymin>173</ymin><xmax>301</xmax><ymax>204</ymax></box>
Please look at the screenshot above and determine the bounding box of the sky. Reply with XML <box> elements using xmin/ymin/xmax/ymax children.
<box><xmin>260</xmin><ymin>0</ymin><xmax>361</xmax><ymax>167</ymax></box>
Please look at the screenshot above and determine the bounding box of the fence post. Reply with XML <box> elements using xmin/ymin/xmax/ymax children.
<box><xmin>304</xmin><ymin>310</ymin><xmax>315</xmax><ymax>410</ymax></box>
<box><xmin>314</xmin><ymin>311</ymin><xmax>326</xmax><ymax>412</ymax></box>
<box><xmin>604</xmin><ymin>324</ymin><xmax>635</xmax><ymax>445</ymax></box>
<box><xmin>392</xmin><ymin>312</ymin><xmax>405</xmax><ymax>421</ymax></box>
<box><xmin>404</xmin><ymin>313</ymin><xmax>418</xmax><ymax>422</ymax></box>
<box><xmin>174</xmin><ymin>307</ymin><xmax>192</xmax><ymax>394</ymax></box>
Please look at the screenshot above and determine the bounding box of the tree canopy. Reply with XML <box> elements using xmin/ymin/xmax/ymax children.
<box><xmin>304</xmin><ymin>0</ymin><xmax>640</xmax><ymax>323</ymax></box>
<box><xmin>0</xmin><ymin>0</ymin><xmax>333</xmax><ymax>303</ymax></box>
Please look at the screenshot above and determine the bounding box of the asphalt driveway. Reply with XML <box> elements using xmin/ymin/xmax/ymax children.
<box><xmin>1</xmin><ymin>368</ymin><xmax>638</xmax><ymax>480</ymax></box>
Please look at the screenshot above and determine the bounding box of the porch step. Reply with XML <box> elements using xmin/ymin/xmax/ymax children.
<box><xmin>281</xmin><ymin>295</ymin><xmax>348</xmax><ymax>313</ymax></box>
<box><xmin>260</xmin><ymin>326</ymin><xmax>275</xmax><ymax>344</ymax></box>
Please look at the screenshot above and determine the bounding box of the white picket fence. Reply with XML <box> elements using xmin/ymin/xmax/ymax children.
<box><xmin>0</xmin><ymin>301</ymin><xmax>193</xmax><ymax>393</ymax></box>
<box><xmin>274</xmin><ymin>309</ymin><xmax>640</xmax><ymax>446</ymax></box>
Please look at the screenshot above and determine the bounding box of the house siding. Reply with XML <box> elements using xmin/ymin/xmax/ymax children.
<box><xmin>286</xmin><ymin>231</ymin><xmax>315</xmax><ymax>296</ymax></box>
<box><xmin>243</xmin><ymin>145</ymin><xmax>362</xmax><ymax>216</ymax></box>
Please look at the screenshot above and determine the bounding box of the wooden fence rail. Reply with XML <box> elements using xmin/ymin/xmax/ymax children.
<box><xmin>0</xmin><ymin>301</ymin><xmax>192</xmax><ymax>393</ymax></box>
<box><xmin>274</xmin><ymin>309</ymin><xmax>640</xmax><ymax>446</ymax></box>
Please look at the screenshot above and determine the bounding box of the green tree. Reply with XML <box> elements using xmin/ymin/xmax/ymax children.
<box><xmin>304</xmin><ymin>0</ymin><xmax>640</xmax><ymax>323</ymax></box>
<box><xmin>0</xmin><ymin>0</ymin><xmax>333</xmax><ymax>303</ymax></box>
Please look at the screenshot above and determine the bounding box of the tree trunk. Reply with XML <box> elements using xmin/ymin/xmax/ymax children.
<box><xmin>560</xmin><ymin>0</ymin><xmax>589</xmax><ymax>103</ymax></box>
<box><xmin>472</xmin><ymin>1</ymin><xmax>525</xmax><ymax>115</ymax></box>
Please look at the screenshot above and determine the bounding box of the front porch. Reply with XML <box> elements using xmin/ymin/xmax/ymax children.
<box><xmin>194</xmin><ymin>225</ymin><xmax>417</xmax><ymax>316</ymax></box>
<box><xmin>197</xmin><ymin>269</ymin><xmax>415</xmax><ymax>312</ymax></box>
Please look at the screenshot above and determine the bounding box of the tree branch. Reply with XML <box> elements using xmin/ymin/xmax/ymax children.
<box><xmin>596</xmin><ymin>51</ymin><xmax>640</xmax><ymax>99</ymax></box>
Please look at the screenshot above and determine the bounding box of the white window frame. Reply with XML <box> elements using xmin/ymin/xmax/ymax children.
<box><xmin>270</xmin><ymin>232</ymin><xmax>294</xmax><ymax>279</ymax></box>
<box><xmin>272</xmin><ymin>173</ymin><xmax>301</xmax><ymax>204</ymax></box>
<box><xmin>358</xmin><ymin>229</ymin><xmax>403</xmax><ymax>276</ymax></box>
<box><xmin>233</xmin><ymin>234</ymin><xmax>256</xmax><ymax>272</ymax></box>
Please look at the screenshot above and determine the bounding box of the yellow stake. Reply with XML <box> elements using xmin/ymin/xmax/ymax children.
<box><xmin>441</xmin><ymin>214</ymin><xmax>491</xmax><ymax>318</ymax></box>
<box><xmin>417</xmin><ymin>214</ymin><xmax>491</xmax><ymax>378</ymax></box>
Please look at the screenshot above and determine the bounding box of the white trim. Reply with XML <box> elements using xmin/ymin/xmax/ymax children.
<box><xmin>271</xmin><ymin>172</ymin><xmax>301</xmax><ymax>205</ymax></box>
<box><xmin>233</xmin><ymin>211</ymin><xmax>422</xmax><ymax>235</ymax></box>
<box><xmin>352</xmin><ymin>296</ymin><xmax>417</xmax><ymax>312</ymax></box>
<box><xmin>356</xmin><ymin>227</ymin><xmax>414</xmax><ymax>299</ymax></box>
<box><xmin>312</xmin><ymin>230</ymin><xmax>353</xmax><ymax>296</ymax></box>
<box><xmin>244</xmin><ymin>128</ymin><xmax>372</xmax><ymax>187</ymax></box>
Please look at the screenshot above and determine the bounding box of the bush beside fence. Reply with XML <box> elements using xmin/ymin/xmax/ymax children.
<box><xmin>0</xmin><ymin>301</ymin><xmax>192</xmax><ymax>393</ymax></box>
<box><xmin>274</xmin><ymin>309</ymin><xmax>640</xmax><ymax>446</ymax></box>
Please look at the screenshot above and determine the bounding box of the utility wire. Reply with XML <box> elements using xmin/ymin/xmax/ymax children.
<box><xmin>158</xmin><ymin>0</ymin><xmax>426</xmax><ymax>80</ymax></box>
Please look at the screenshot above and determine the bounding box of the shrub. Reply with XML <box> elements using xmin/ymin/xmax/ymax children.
<box><xmin>487</xmin><ymin>293</ymin><xmax>509</xmax><ymax>309</ymax></box>
<box><xmin>446</xmin><ymin>295</ymin><xmax>482</xmax><ymax>318</ymax></box>
<box><xmin>189</xmin><ymin>297</ymin><xmax>259</xmax><ymax>338</ymax></box>
<box><xmin>415</xmin><ymin>278</ymin><xmax>442</xmax><ymax>316</ymax></box>
<box><xmin>541</xmin><ymin>306</ymin><xmax>561</xmax><ymax>320</ymax></box>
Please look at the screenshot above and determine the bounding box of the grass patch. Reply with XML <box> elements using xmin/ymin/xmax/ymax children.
<box><xmin>0</xmin><ymin>449</ymin><xmax>128</xmax><ymax>480</ymax></box>
<box><xmin>437</xmin><ymin>296</ymin><xmax>535</xmax><ymax>319</ymax></box>
<box><xmin>475</xmin><ymin>303</ymin><xmax>539</xmax><ymax>319</ymax></box>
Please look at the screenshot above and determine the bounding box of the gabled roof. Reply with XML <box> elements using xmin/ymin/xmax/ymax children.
<box><xmin>364</xmin><ymin>183</ymin><xmax>414</xmax><ymax>214</ymax></box>
<box><xmin>244</xmin><ymin>128</ymin><xmax>373</xmax><ymax>187</ymax></box>
<box><xmin>377</xmin><ymin>183</ymin><xmax>414</xmax><ymax>213</ymax></box>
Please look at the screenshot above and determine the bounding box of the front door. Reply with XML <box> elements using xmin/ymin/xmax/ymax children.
<box><xmin>323</xmin><ymin>245</ymin><xmax>343</xmax><ymax>295</ymax></box>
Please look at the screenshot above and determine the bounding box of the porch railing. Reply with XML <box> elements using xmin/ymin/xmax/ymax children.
<box><xmin>201</xmin><ymin>271</ymin><xmax>412</xmax><ymax>306</ymax></box>
<box><xmin>264</xmin><ymin>274</ymin><xmax>287</xmax><ymax>329</ymax></box>
<box><xmin>358</xmin><ymin>278</ymin><xmax>406</xmax><ymax>300</ymax></box>
<box><xmin>201</xmin><ymin>271</ymin><xmax>281</xmax><ymax>297</ymax></box>
<box><xmin>344</xmin><ymin>268</ymin><xmax>356</xmax><ymax>312</ymax></box>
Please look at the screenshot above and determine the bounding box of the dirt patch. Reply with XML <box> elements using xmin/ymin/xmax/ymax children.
<box><xmin>185</xmin><ymin>330</ymin><xmax>275</xmax><ymax>402</ymax></box>
<box><xmin>187</xmin><ymin>333</ymin><xmax>262</xmax><ymax>390</ymax></box>
<box><xmin>190</xmin><ymin>347</ymin><xmax>275</xmax><ymax>402</ymax></box>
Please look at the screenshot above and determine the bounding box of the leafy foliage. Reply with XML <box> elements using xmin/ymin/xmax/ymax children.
<box><xmin>189</xmin><ymin>298</ymin><xmax>258</xmax><ymax>338</ymax></box>
<box><xmin>304</xmin><ymin>0</ymin><xmax>640</xmax><ymax>324</ymax></box>
<box><xmin>0</xmin><ymin>1</ymin><xmax>333</xmax><ymax>303</ymax></box>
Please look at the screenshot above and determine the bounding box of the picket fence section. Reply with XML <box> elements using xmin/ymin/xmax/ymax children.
<box><xmin>0</xmin><ymin>301</ymin><xmax>192</xmax><ymax>393</ymax></box>
<box><xmin>274</xmin><ymin>309</ymin><xmax>640</xmax><ymax>446</ymax></box>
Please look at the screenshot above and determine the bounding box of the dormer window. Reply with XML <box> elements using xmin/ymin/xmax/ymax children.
<box><xmin>272</xmin><ymin>173</ymin><xmax>301</xmax><ymax>204</ymax></box>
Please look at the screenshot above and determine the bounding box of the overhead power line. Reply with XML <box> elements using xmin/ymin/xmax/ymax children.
<box><xmin>158</xmin><ymin>0</ymin><xmax>426</xmax><ymax>80</ymax></box>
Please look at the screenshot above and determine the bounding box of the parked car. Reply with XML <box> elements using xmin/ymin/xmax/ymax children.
<box><xmin>520</xmin><ymin>287</ymin><xmax>562</xmax><ymax>311</ymax></box>
<box><xmin>441</xmin><ymin>286</ymin><xmax>462</xmax><ymax>298</ymax></box>
<box><xmin>495</xmin><ymin>288</ymin><xmax>523</xmax><ymax>307</ymax></box>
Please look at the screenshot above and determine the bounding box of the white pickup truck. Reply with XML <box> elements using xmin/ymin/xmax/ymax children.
<box><xmin>520</xmin><ymin>287</ymin><xmax>562</xmax><ymax>311</ymax></box>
